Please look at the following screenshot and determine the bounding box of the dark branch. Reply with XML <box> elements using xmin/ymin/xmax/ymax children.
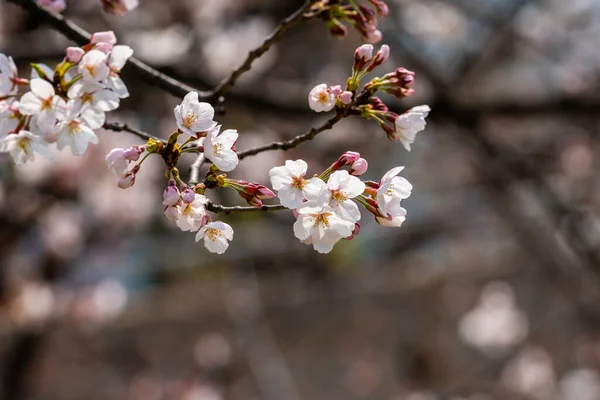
<box><xmin>206</xmin><ymin>201</ymin><xmax>287</xmax><ymax>214</ymax></box>
<box><xmin>238</xmin><ymin>112</ymin><xmax>344</xmax><ymax>159</ymax></box>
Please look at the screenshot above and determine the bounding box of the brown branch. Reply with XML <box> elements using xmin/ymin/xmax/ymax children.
<box><xmin>238</xmin><ymin>112</ymin><xmax>344</xmax><ymax>159</ymax></box>
<box><xmin>206</xmin><ymin>201</ymin><xmax>287</xmax><ymax>214</ymax></box>
<box><xmin>102</xmin><ymin>121</ymin><xmax>165</xmax><ymax>143</ymax></box>
<box><xmin>209</xmin><ymin>0</ymin><xmax>316</xmax><ymax>100</ymax></box>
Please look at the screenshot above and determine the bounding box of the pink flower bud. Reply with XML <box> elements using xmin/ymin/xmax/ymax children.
<box><xmin>364</xmin><ymin>180</ymin><xmax>380</xmax><ymax>189</ymax></box>
<box><xmin>38</xmin><ymin>0</ymin><xmax>66</xmax><ymax>13</ymax></box>
<box><xmin>339</xmin><ymin>91</ymin><xmax>353</xmax><ymax>105</ymax></box>
<box><xmin>369</xmin><ymin>0</ymin><xmax>389</xmax><ymax>17</ymax></box>
<box><xmin>118</xmin><ymin>173</ymin><xmax>135</xmax><ymax>189</ymax></box>
<box><xmin>164</xmin><ymin>205</ymin><xmax>180</xmax><ymax>221</ymax></box>
<box><xmin>255</xmin><ymin>186</ymin><xmax>276</xmax><ymax>200</ymax></box>
<box><xmin>344</xmin><ymin>223</ymin><xmax>361</xmax><ymax>240</ymax></box>
<box><xmin>94</xmin><ymin>42</ymin><xmax>112</xmax><ymax>54</ymax></box>
<box><xmin>355</xmin><ymin>44</ymin><xmax>374</xmax><ymax>62</ymax></box>
<box><xmin>181</xmin><ymin>188</ymin><xmax>196</xmax><ymax>204</ymax></box>
<box><xmin>364</xmin><ymin>29</ymin><xmax>382</xmax><ymax>44</ymax></box>
<box><xmin>123</xmin><ymin>145</ymin><xmax>144</xmax><ymax>161</ymax></box>
<box><xmin>329</xmin><ymin>85</ymin><xmax>343</xmax><ymax>97</ymax></box>
<box><xmin>330</xmin><ymin>151</ymin><xmax>361</xmax><ymax>172</ymax></box>
<box><xmin>350</xmin><ymin>158</ymin><xmax>368</xmax><ymax>176</ymax></box>
<box><xmin>66</xmin><ymin>47</ymin><xmax>85</xmax><ymax>63</ymax></box>
<box><xmin>91</xmin><ymin>31</ymin><xmax>118</xmax><ymax>46</ymax></box>
<box><xmin>162</xmin><ymin>183</ymin><xmax>180</xmax><ymax>206</ymax></box>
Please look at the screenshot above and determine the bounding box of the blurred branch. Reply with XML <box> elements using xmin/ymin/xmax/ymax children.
<box><xmin>103</xmin><ymin>121</ymin><xmax>165</xmax><ymax>143</ymax></box>
<box><xmin>238</xmin><ymin>112</ymin><xmax>344</xmax><ymax>159</ymax></box>
<box><xmin>209</xmin><ymin>0</ymin><xmax>317</xmax><ymax>101</ymax></box>
<box><xmin>206</xmin><ymin>202</ymin><xmax>286</xmax><ymax>214</ymax></box>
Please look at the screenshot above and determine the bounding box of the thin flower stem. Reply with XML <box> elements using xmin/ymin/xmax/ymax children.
<box><xmin>206</xmin><ymin>201</ymin><xmax>287</xmax><ymax>214</ymax></box>
<box><xmin>238</xmin><ymin>112</ymin><xmax>345</xmax><ymax>160</ymax></box>
<box><xmin>209</xmin><ymin>0</ymin><xmax>317</xmax><ymax>99</ymax></box>
<box><xmin>103</xmin><ymin>121</ymin><xmax>165</xmax><ymax>143</ymax></box>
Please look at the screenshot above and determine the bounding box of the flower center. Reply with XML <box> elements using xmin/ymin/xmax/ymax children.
<box><xmin>385</xmin><ymin>183</ymin><xmax>394</xmax><ymax>197</ymax></box>
<box><xmin>40</xmin><ymin>97</ymin><xmax>53</xmax><ymax>111</ymax></box>
<box><xmin>85</xmin><ymin>64</ymin><xmax>97</xmax><ymax>77</ymax></box>
<box><xmin>212</xmin><ymin>143</ymin><xmax>223</xmax><ymax>155</ymax></box>
<box><xmin>17</xmin><ymin>137</ymin><xmax>31</xmax><ymax>154</ymax></box>
<box><xmin>205</xmin><ymin>227</ymin><xmax>221</xmax><ymax>242</ymax></box>
<box><xmin>68</xmin><ymin>120</ymin><xmax>81</xmax><ymax>134</ymax></box>
<box><xmin>330</xmin><ymin>189</ymin><xmax>348</xmax><ymax>205</ymax></box>
<box><xmin>313</xmin><ymin>212</ymin><xmax>331</xmax><ymax>227</ymax></box>
<box><xmin>82</xmin><ymin>93</ymin><xmax>94</xmax><ymax>105</ymax></box>
<box><xmin>291</xmin><ymin>175</ymin><xmax>306</xmax><ymax>190</ymax></box>
<box><xmin>183</xmin><ymin>111</ymin><xmax>197</xmax><ymax>128</ymax></box>
<box><xmin>317</xmin><ymin>91</ymin><xmax>329</xmax><ymax>104</ymax></box>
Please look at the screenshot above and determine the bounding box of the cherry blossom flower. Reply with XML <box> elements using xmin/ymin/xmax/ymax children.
<box><xmin>176</xmin><ymin>193</ymin><xmax>209</xmax><ymax>232</ymax></box>
<box><xmin>393</xmin><ymin>105</ymin><xmax>430</xmax><ymax>151</ymax></box>
<box><xmin>376</xmin><ymin>166</ymin><xmax>412</xmax><ymax>217</ymax></box>
<box><xmin>78</xmin><ymin>50</ymin><xmax>110</xmax><ymax>82</ymax></box>
<box><xmin>18</xmin><ymin>79</ymin><xmax>66</xmax><ymax>131</ymax></box>
<box><xmin>105</xmin><ymin>148</ymin><xmax>128</xmax><ymax>175</ymax></box>
<box><xmin>174</xmin><ymin>92</ymin><xmax>216</xmax><ymax>137</ymax></box>
<box><xmin>375</xmin><ymin>201</ymin><xmax>407</xmax><ymax>227</ymax></box>
<box><xmin>308</xmin><ymin>84</ymin><xmax>336</xmax><ymax>112</ymax></box>
<box><xmin>269</xmin><ymin>159</ymin><xmax>325</xmax><ymax>209</ymax></box>
<box><xmin>107</xmin><ymin>45</ymin><xmax>133</xmax><ymax>98</ymax></box>
<box><xmin>203</xmin><ymin>125</ymin><xmax>239</xmax><ymax>172</ymax></box>
<box><xmin>67</xmin><ymin>81</ymin><xmax>120</xmax><ymax>128</ymax></box>
<box><xmin>56</xmin><ymin>110</ymin><xmax>99</xmax><ymax>156</ymax></box>
<box><xmin>0</xmin><ymin>101</ymin><xmax>21</xmax><ymax>139</ymax></box>
<box><xmin>293</xmin><ymin>205</ymin><xmax>355</xmax><ymax>254</ymax></box>
<box><xmin>0</xmin><ymin>130</ymin><xmax>53</xmax><ymax>165</ymax></box>
<box><xmin>195</xmin><ymin>221</ymin><xmax>234</xmax><ymax>254</ymax></box>
<box><xmin>320</xmin><ymin>170</ymin><xmax>366</xmax><ymax>222</ymax></box>
<box><xmin>0</xmin><ymin>54</ymin><xmax>19</xmax><ymax>96</ymax></box>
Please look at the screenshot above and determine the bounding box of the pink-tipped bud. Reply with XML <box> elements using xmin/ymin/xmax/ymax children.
<box><xmin>330</xmin><ymin>151</ymin><xmax>361</xmax><ymax>172</ymax></box>
<box><xmin>255</xmin><ymin>186</ymin><xmax>276</xmax><ymax>200</ymax></box>
<box><xmin>162</xmin><ymin>181</ymin><xmax>180</xmax><ymax>206</ymax></box>
<box><xmin>117</xmin><ymin>172</ymin><xmax>135</xmax><ymax>189</ymax></box>
<box><xmin>369</xmin><ymin>97</ymin><xmax>388</xmax><ymax>112</ymax></box>
<box><xmin>369</xmin><ymin>0</ymin><xmax>389</xmax><ymax>17</ymax></box>
<box><xmin>364</xmin><ymin>29</ymin><xmax>382</xmax><ymax>44</ymax></box>
<box><xmin>66</xmin><ymin>47</ymin><xmax>85</xmax><ymax>63</ymax></box>
<box><xmin>327</xmin><ymin>18</ymin><xmax>348</xmax><ymax>38</ymax></box>
<box><xmin>38</xmin><ymin>0</ymin><xmax>66</xmax><ymax>13</ymax></box>
<box><xmin>353</xmin><ymin>44</ymin><xmax>374</xmax><ymax>73</ymax></box>
<box><xmin>94</xmin><ymin>42</ymin><xmax>112</xmax><ymax>54</ymax></box>
<box><xmin>91</xmin><ymin>31</ymin><xmax>117</xmax><ymax>46</ymax></box>
<box><xmin>123</xmin><ymin>145</ymin><xmax>144</xmax><ymax>161</ymax></box>
<box><xmin>339</xmin><ymin>91</ymin><xmax>353</xmax><ymax>105</ymax></box>
<box><xmin>164</xmin><ymin>205</ymin><xmax>180</xmax><ymax>221</ymax></box>
<box><xmin>181</xmin><ymin>188</ymin><xmax>196</xmax><ymax>204</ymax></box>
<box><xmin>350</xmin><ymin>158</ymin><xmax>368</xmax><ymax>176</ymax></box>
<box><xmin>364</xmin><ymin>180</ymin><xmax>380</xmax><ymax>189</ymax></box>
<box><xmin>329</xmin><ymin>85</ymin><xmax>343</xmax><ymax>97</ymax></box>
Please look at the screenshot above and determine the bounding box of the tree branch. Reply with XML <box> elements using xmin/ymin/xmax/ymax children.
<box><xmin>238</xmin><ymin>112</ymin><xmax>344</xmax><ymax>160</ymax></box>
<box><xmin>102</xmin><ymin>121</ymin><xmax>165</xmax><ymax>143</ymax></box>
<box><xmin>206</xmin><ymin>202</ymin><xmax>287</xmax><ymax>214</ymax></box>
<box><xmin>208</xmin><ymin>0</ymin><xmax>316</xmax><ymax>100</ymax></box>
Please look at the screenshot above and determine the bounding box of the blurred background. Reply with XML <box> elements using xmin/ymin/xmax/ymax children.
<box><xmin>2</xmin><ymin>0</ymin><xmax>600</xmax><ymax>399</ymax></box>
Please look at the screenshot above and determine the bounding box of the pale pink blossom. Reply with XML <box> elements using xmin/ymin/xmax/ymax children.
<box><xmin>393</xmin><ymin>105</ymin><xmax>430</xmax><ymax>151</ymax></box>
<box><xmin>78</xmin><ymin>50</ymin><xmax>110</xmax><ymax>82</ymax></box>
<box><xmin>0</xmin><ymin>130</ymin><xmax>53</xmax><ymax>166</ymax></box>
<box><xmin>195</xmin><ymin>221</ymin><xmax>234</xmax><ymax>254</ymax></box>
<box><xmin>203</xmin><ymin>125</ymin><xmax>238</xmax><ymax>172</ymax></box>
<box><xmin>269</xmin><ymin>159</ymin><xmax>325</xmax><ymax>209</ymax></box>
<box><xmin>174</xmin><ymin>92</ymin><xmax>216</xmax><ymax>137</ymax></box>
<box><xmin>308</xmin><ymin>84</ymin><xmax>336</xmax><ymax>112</ymax></box>
<box><xmin>293</xmin><ymin>205</ymin><xmax>355</xmax><ymax>254</ymax></box>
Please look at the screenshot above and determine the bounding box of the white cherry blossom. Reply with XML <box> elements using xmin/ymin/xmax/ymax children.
<box><xmin>269</xmin><ymin>159</ymin><xmax>325</xmax><ymax>209</ymax></box>
<box><xmin>195</xmin><ymin>221</ymin><xmax>234</xmax><ymax>254</ymax></box>
<box><xmin>56</xmin><ymin>108</ymin><xmax>99</xmax><ymax>156</ymax></box>
<box><xmin>308</xmin><ymin>83</ymin><xmax>336</xmax><ymax>112</ymax></box>
<box><xmin>376</xmin><ymin>166</ymin><xmax>412</xmax><ymax>217</ymax></box>
<box><xmin>0</xmin><ymin>130</ymin><xmax>53</xmax><ymax>165</ymax></box>
<box><xmin>79</xmin><ymin>50</ymin><xmax>110</xmax><ymax>82</ymax></box>
<box><xmin>18</xmin><ymin>79</ymin><xmax>66</xmax><ymax>131</ymax></box>
<box><xmin>293</xmin><ymin>205</ymin><xmax>355</xmax><ymax>254</ymax></box>
<box><xmin>203</xmin><ymin>125</ymin><xmax>238</xmax><ymax>172</ymax></box>
<box><xmin>0</xmin><ymin>101</ymin><xmax>21</xmax><ymax>139</ymax></box>
<box><xmin>320</xmin><ymin>170</ymin><xmax>365</xmax><ymax>222</ymax></box>
<box><xmin>375</xmin><ymin>201</ymin><xmax>407</xmax><ymax>227</ymax></box>
<box><xmin>176</xmin><ymin>193</ymin><xmax>209</xmax><ymax>232</ymax></box>
<box><xmin>394</xmin><ymin>105</ymin><xmax>430</xmax><ymax>151</ymax></box>
<box><xmin>107</xmin><ymin>45</ymin><xmax>133</xmax><ymax>98</ymax></box>
<box><xmin>174</xmin><ymin>92</ymin><xmax>216</xmax><ymax>136</ymax></box>
<box><xmin>67</xmin><ymin>81</ymin><xmax>120</xmax><ymax>128</ymax></box>
<box><xmin>0</xmin><ymin>53</ymin><xmax>19</xmax><ymax>96</ymax></box>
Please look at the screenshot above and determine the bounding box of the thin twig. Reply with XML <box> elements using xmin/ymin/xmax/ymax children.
<box><xmin>209</xmin><ymin>0</ymin><xmax>316</xmax><ymax>100</ymax></box>
<box><xmin>103</xmin><ymin>121</ymin><xmax>165</xmax><ymax>143</ymax></box>
<box><xmin>189</xmin><ymin>153</ymin><xmax>205</xmax><ymax>185</ymax></box>
<box><xmin>238</xmin><ymin>112</ymin><xmax>344</xmax><ymax>159</ymax></box>
<box><xmin>206</xmin><ymin>201</ymin><xmax>287</xmax><ymax>214</ymax></box>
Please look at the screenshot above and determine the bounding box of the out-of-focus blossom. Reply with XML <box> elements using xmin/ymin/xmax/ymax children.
<box><xmin>101</xmin><ymin>0</ymin><xmax>139</xmax><ymax>16</ymax></box>
<box><xmin>501</xmin><ymin>347</ymin><xmax>555</xmax><ymax>399</ymax></box>
<box><xmin>37</xmin><ymin>0</ymin><xmax>66</xmax><ymax>13</ymax></box>
<box><xmin>0</xmin><ymin>53</ymin><xmax>19</xmax><ymax>96</ymax></box>
<box><xmin>0</xmin><ymin>130</ymin><xmax>53</xmax><ymax>165</ymax></box>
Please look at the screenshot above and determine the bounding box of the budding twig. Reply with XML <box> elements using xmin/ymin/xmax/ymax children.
<box><xmin>238</xmin><ymin>112</ymin><xmax>344</xmax><ymax>159</ymax></box>
<box><xmin>103</xmin><ymin>122</ymin><xmax>165</xmax><ymax>143</ymax></box>
<box><xmin>206</xmin><ymin>202</ymin><xmax>287</xmax><ymax>214</ymax></box>
<box><xmin>209</xmin><ymin>0</ymin><xmax>317</xmax><ymax>100</ymax></box>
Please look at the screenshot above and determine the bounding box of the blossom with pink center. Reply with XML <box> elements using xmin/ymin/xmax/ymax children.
<box><xmin>308</xmin><ymin>84</ymin><xmax>336</xmax><ymax>112</ymax></box>
<box><xmin>376</xmin><ymin>166</ymin><xmax>412</xmax><ymax>217</ymax></box>
<box><xmin>0</xmin><ymin>130</ymin><xmax>53</xmax><ymax>166</ymax></box>
<box><xmin>0</xmin><ymin>101</ymin><xmax>21</xmax><ymax>139</ymax></box>
<box><xmin>67</xmin><ymin>81</ymin><xmax>120</xmax><ymax>128</ymax></box>
<box><xmin>195</xmin><ymin>221</ymin><xmax>234</xmax><ymax>254</ymax></box>
<box><xmin>393</xmin><ymin>105</ymin><xmax>430</xmax><ymax>151</ymax></box>
<box><xmin>56</xmin><ymin>112</ymin><xmax>99</xmax><ymax>156</ymax></box>
<box><xmin>269</xmin><ymin>159</ymin><xmax>325</xmax><ymax>209</ymax></box>
<box><xmin>78</xmin><ymin>49</ymin><xmax>110</xmax><ymax>82</ymax></box>
<box><xmin>293</xmin><ymin>205</ymin><xmax>355</xmax><ymax>254</ymax></box>
<box><xmin>18</xmin><ymin>79</ymin><xmax>66</xmax><ymax>131</ymax></box>
<box><xmin>176</xmin><ymin>193</ymin><xmax>209</xmax><ymax>232</ymax></box>
<box><xmin>174</xmin><ymin>92</ymin><xmax>216</xmax><ymax>137</ymax></box>
<box><xmin>306</xmin><ymin>170</ymin><xmax>365</xmax><ymax>223</ymax></box>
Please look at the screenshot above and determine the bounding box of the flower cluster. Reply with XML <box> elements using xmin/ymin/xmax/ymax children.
<box><xmin>0</xmin><ymin>31</ymin><xmax>132</xmax><ymax>165</ymax></box>
<box><xmin>306</xmin><ymin>0</ymin><xmax>389</xmax><ymax>43</ymax></box>
<box><xmin>268</xmin><ymin>151</ymin><xmax>410</xmax><ymax>253</ymax></box>
<box><xmin>37</xmin><ymin>0</ymin><xmax>139</xmax><ymax>15</ymax></box>
<box><xmin>307</xmin><ymin>43</ymin><xmax>431</xmax><ymax>152</ymax></box>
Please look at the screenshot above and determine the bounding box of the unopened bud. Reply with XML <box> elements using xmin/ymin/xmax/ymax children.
<box><xmin>66</xmin><ymin>47</ymin><xmax>85</xmax><ymax>63</ymax></box>
<box><xmin>329</xmin><ymin>85</ymin><xmax>343</xmax><ymax>96</ymax></box>
<box><xmin>327</xmin><ymin>19</ymin><xmax>348</xmax><ymax>38</ymax></box>
<box><xmin>123</xmin><ymin>145</ymin><xmax>144</xmax><ymax>161</ymax></box>
<box><xmin>181</xmin><ymin>187</ymin><xmax>196</xmax><ymax>204</ymax></box>
<box><xmin>164</xmin><ymin>205</ymin><xmax>180</xmax><ymax>221</ymax></box>
<box><xmin>369</xmin><ymin>0</ymin><xmax>389</xmax><ymax>17</ymax></box>
<box><xmin>162</xmin><ymin>181</ymin><xmax>180</xmax><ymax>206</ymax></box>
<box><xmin>90</xmin><ymin>31</ymin><xmax>117</xmax><ymax>46</ymax></box>
<box><xmin>339</xmin><ymin>91</ymin><xmax>353</xmax><ymax>105</ymax></box>
<box><xmin>350</xmin><ymin>158</ymin><xmax>368</xmax><ymax>176</ymax></box>
<box><xmin>366</xmin><ymin>44</ymin><xmax>390</xmax><ymax>72</ymax></box>
<box><xmin>364</xmin><ymin>29</ymin><xmax>382</xmax><ymax>44</ymax></box>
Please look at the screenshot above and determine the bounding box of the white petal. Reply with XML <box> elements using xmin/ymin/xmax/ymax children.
<box><xmin>285</xmin><ymin>159</ymin><xmax>307</xmax><ymax>177</ymax></box>
<box><xmin>80</xmin><ymin>106</ymin><xmax>105</xmax><ymax>129</ymax></box>
<box><xmin>293</xmin><ymin>215</ymin><xmax>314</xmax><ymax>241</ymax></box>
<box><xmin>93</xmin><ymin>90</ymin><xmax>120</xmax><ymax>111</ymax></box>
<box><xmin>30</xmin><ymin>78</ymin><xmax>55</xmax><ymax>98</ymax></box>
<box><xmin>217</xmin><ymin>129</ymin><xmax>238</xmax><ymax>147</ymax></box>
<box><xmin>109</xmin><ymin>45</ymin><xmax>133</xmax><ymax>70</ymax></box>
<box><xmin>278</xmin><ymin>185</ymin><xmax>305</xmax><ymax>209</ymax></box>
<box><xmin>381</xmin><ymin>166</ymin><xmax>404</xmax><ymax>182</ymax></box>
<box><xmin>269</xmin><ymin>166</ymin><xmax>293</xmax><ymax>190</ymax></box>
<box><xmin>107</xmin><ymin>75</ymin><xmax>129</xmax><ymax>98</ymax></box>
<box><xmin>18</xmin><ymin>92</ymin><xmax>42</xmax><ymax>115</ymax></box>
<box><xmin>211</xmin><ymin>149</ymin><xmax>238</xmax><ymax>172</ymax></box>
